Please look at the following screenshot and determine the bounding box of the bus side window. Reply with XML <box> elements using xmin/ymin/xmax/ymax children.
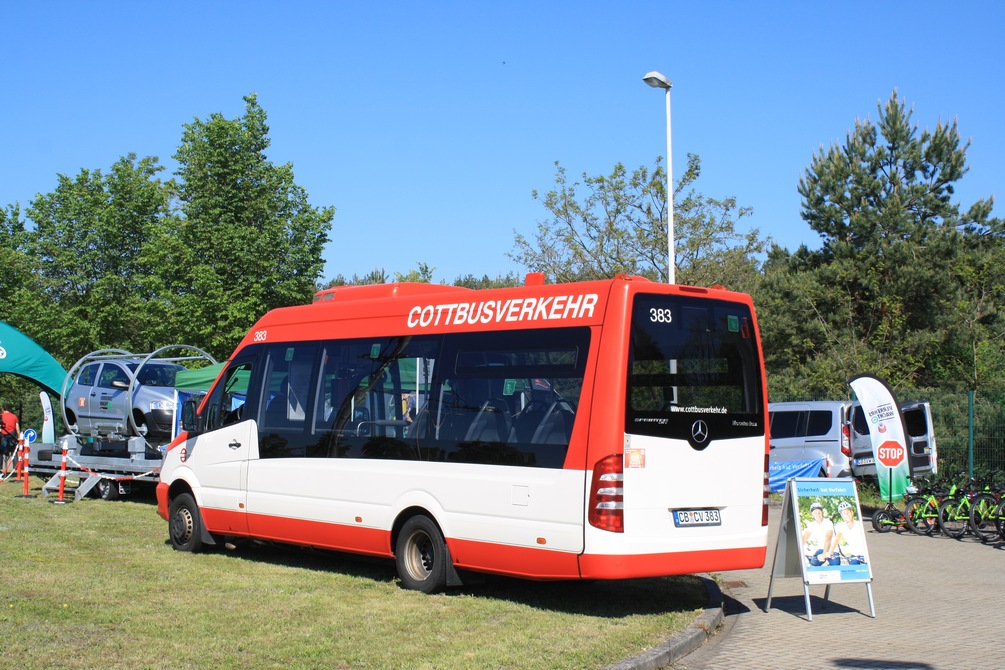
<box><xmin>310</xmin><ymin>341</ymin><xmax>379</xmax><ymax>457</ymax></box>
<box><xmin>259</xmin><ymin>343</ymin><xmax>318</xmax><ymax>458</ymax></box>
<box><xmin>204</xmin><ymin>361</ymin><xmax>254</xmax><ymax>432</ymax></box>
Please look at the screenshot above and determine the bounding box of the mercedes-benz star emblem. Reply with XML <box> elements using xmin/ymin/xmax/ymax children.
<box><xmin>691</xmin><ymin>420</ymin><xmax>709</xmax><ymax>443</ymax></box>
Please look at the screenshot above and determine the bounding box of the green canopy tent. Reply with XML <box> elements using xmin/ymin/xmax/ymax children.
<box><xmin>0</xmin><ymin>322</ymin><xmax>68</xmax><ymax>397</ymax></box>
<box><xmin>174</xmin><ymin>362</ymin><xmax>226</xmax><ymax>392</ymax></box>
<box><xmin>174</xmin><ymin>362</ymin><xmax>250</xmax><ymax>394</ymax></box>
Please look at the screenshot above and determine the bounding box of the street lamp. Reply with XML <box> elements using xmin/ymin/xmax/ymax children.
<box><xmin>643</xmin><ymin>71</ymin><xmax>674</xmax><ymax>284</ymax></box>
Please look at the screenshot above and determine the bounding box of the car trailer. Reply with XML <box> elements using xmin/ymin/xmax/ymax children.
<box><xmin>30</xmin><ymin>434</ymin><xmax>164</xmax><ymax>501</ymax></box>
<box><xmin>31</xmin><ymin>343</ymin><xmax>217</xmax><ymax>501</ymax></box>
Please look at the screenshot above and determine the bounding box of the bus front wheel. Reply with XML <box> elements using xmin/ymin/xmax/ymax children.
<box><xmin>395</xmin><ymin>515</ymin><xmax>448</xmax><ymax>593</ymax></box>
<box><xmin>169</xmin><ymin>492</ymin><xmax>205</xmax><ymax>553</ymax></box>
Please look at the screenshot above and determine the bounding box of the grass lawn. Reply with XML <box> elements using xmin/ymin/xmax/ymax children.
<box><xmin>0</xmin><ymin>477</ymin><xmax>707</xmax><ymax>669</ymax></box>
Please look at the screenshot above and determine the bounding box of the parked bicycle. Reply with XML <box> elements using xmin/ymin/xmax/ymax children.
<box><xmin>904</xmin><ymin>476</ymin><xmax>951</xmax><ymax>536</ymax></box>
<box><xmin>994</xmin><ymin>494</ymin><xmax>1005</xmax><ymax>542</ymax></box>
<box><xmin>871</xmin><ymin>502</ymin><xmax>906</xmax><ymax>533</ymax></box>
<box><xmin>938</xmin><ymin>476</ymin><xmax>990</xmax><ymax>539</ymax></box>
<box><xmin>969</xmin><ymin>478</ymin><xmax>1005</xmax><ymax>543</ymax></box>
<box><xmin>871</xmin><ymin>484</ymin><xmax>918</xmax><ymax>533</ymax></box>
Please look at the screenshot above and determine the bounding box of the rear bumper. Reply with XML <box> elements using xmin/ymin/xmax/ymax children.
<box><xmin>579</xmin><ymin>545</ymin><xmax>767</xmax><ymax>579</ymax></box>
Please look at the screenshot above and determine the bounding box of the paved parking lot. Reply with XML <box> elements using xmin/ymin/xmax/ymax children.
<box><xmin>670</xmin><ymin>503</ymin><xmax>1005</xmax><ymax>670</ymax></box>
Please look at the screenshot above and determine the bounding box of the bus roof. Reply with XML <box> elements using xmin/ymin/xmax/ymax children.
<box><xmin>312</xmin><ymin>282</ymin><xmax>470</xmax><ymax>303</ymax></box>
<box><xmin>243</xmin><ymin>275</ymin><xmax>752</xmax><ymax>352</ymax></box>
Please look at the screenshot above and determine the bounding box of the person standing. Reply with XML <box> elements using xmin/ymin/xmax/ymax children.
<box><xmin>1</xmin><ymin>403</ymin><xmax>20</xmax><ymax>472</ymax></box>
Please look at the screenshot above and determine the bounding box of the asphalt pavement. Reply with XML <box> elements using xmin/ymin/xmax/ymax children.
<box><xmin>614</xmin><ymin>501</ymin><xmax>1005</xmax><ymax>670</ymax></box>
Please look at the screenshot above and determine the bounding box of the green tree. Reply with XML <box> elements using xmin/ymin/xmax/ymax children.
<box><xmin>0</xmin><ymin>203</ymin><xmax>47</xmax><ymax>418</ymax></box>
<box><xmin>171</xmin><ymin>93</ymin><xmax>335</xmax><ymax>356</ymax></box>
<box><xmin>452</xmin><ymin>272</ymin><xmax>522</xmax><ymax>289</ymax></box>
<box><xmin>512</xmin><ymin>154</ymin><xmax>766</xmax><ymax>292</ymax></box>
<box><xmin>936</xmin><ymin>210</ymin><xmax>1005</xmax><ymax>389</ymax></box>
<box><xmin>321</xmin><ymin>267</ymin><xmax>390</xmax><ymax>288</ymax></box>
<box><xmin>394</xmin><ymin>263</ymin><xmax>436</xmax><ymax>283</ymax></box>
<box><xmin>760</xmin><ymin>91</ymin><xmax>1000</xmax><ymax>395</ymax></box>
<box><xmin>0</xmin><ymin>203</ymin><xmax>34</xmax><ymax>321</ymax></box>
<box><xmin>20</xmin><ymin>155</ymin><xmax>174</xmax><ymax>362</ymax></box>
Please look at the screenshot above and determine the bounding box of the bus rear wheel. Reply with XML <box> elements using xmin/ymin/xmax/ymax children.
<box><xmin>395</xmin><ymin>515</ymin><xmax>448</xmax><ymax>593</ymax></box>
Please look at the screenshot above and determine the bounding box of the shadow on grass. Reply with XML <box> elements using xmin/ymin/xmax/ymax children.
<box><xmin>43</xmin><ymin>477</ymin><xmax>160</xmax><ymax>505</ymax></box>
<box><xmin>472</xmin><ymin>573</ymin><xmax>706</xmax><ymax>616</ymax></box>
<box><xmin>188</xmin><ymin>539</ymin><xmax>706</xmax><ymax>618</ymax></box>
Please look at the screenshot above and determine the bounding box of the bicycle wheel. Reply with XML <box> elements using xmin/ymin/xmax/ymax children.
<box><xmin>995</xmin><ymin>499</ymin><xmax>1005</xmax><ymax>541</ymax></box>
<box><xmin>872</xmin><ymin>508</ymin><xmax>894</xmax><ymax>533</ymax></box>
<box><xmin>938</xmin><ymin>498</ymin><xmax>968</xmax><ymax>539</ymax></box>
<box><xmin>904</xmin><ymin>496</ymin><xmax>935</xmax><ymax>535</ymax></box>
<box><xmin>968</xmin><ymin>493</ymin><xmax>999</xmax><ymax>543</ymax></box>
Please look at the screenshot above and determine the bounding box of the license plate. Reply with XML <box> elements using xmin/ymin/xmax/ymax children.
<box><xmin>854</xmin><ymin>457</ymin><xmax>875</xmax><ymax>466</ymax></box>
<box><xmin>672</xmin><ymin>508</ymin><xmax>721</xmax><ymax>527</ymax></box>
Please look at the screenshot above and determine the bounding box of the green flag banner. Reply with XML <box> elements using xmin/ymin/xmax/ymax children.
<box><xmin>849</xmin><ymin>374</ymin><xmax>910</xmax><ymax>502</ymax></box>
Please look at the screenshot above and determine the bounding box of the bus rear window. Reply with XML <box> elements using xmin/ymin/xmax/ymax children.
<box><xmin>626</xmin><ymin>293</ymin><xmax>764</xmax><ymax>442</ymax></box>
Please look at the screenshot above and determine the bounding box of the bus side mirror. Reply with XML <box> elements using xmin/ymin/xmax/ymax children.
<box><xmin>182</xmin><ymin>399</ymin><xmax>201</xmax><ymax>433</ymax></box>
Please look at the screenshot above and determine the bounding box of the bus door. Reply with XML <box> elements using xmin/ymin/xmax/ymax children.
<box><xmin>247</xmin><ymin>342</ymin><xmax>323</xmax><ymax>539</ymax></box>
<box><xmin>190</xmin><ymin>356</ymin><xmax>256</xmax><ymax>536</ymax></box>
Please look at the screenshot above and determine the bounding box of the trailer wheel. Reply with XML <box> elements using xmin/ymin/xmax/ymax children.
<box><xmin>395</xmin><ymin>515</ymin><xmax>448</xmax><ymax>593</ymax></box>
<box><xmin>169</xmin><ymin>493</ymin><xmax>205</xmax><ymax>552</ymax></box>
<box><xmin>96</xmin><ymin>478</ymin><xmax>120</xmax><ymax>501</ymax></box>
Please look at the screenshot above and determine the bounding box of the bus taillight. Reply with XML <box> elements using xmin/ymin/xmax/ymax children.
<box><xmin>589</xmin><ymin>454</ymin><xmax>624</xmax><ymax>533</ymax></box>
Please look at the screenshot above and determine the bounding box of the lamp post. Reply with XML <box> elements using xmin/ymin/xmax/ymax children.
<box><xmin>643</xmin><ymin>71</ymin><xmax>674</xmax><ymax>284</ymax></box>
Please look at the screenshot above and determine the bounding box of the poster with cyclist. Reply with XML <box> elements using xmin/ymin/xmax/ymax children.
<box><xmin>791</xmin><ymin>478</ymin><xmax>872</xmax><ymax>585</ymax></box>
<box><xmin>849</xmin><ymin>374</ymin><xmax>910</xmax><ymax>501</ymax></box>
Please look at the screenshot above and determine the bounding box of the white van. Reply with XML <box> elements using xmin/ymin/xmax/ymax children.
<box><xmin>849</xmin><ymin>400</ymin><xmax>938</xmax><ymax>481</ymax></box>
<box><xmin>768</xmin><ymin>401</ymin><xmax>853</xmax><ymax>478</ymax></box>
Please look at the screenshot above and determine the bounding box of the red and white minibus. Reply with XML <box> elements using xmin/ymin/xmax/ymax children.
<box><xmin>158</xmin><ymin>274</ymin><xmax>769</xmax><ymax>592</ymax></box>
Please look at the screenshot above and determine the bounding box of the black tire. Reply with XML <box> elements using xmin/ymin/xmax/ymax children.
<box><xmin>995</xmin><ymin>499</ymin><xmax>1005</xmax><ymax>541</ymax></box>
<box><xmin>938</xmin><ymin>498</ymin><xmax>968</xmax><ymax>539</ymax></box>
<box><xmin>904</xmin><ymin>496</ymin><xmax>935</xmax><ymax>535</ymax></box>
<box><xmin>64</xmin><ymin>408</ymin><xmax>78</xmax><ymax>433</ymax></box>
<box><xmin>169</xmin><ymin>492</ymin><xmax>205</xmax><ymax>552</ymax></box>
<box><xmin>872</xmin><ymin>508</ymin><xmax>894</xmax><ymax>533</ymax></box>
<box><xmin>131</xmin><ymin>409</ymin><xmax>149</xmax><ymax>438</ymax></box>
<box><xmin>96</xmin><ymin>478</ymin><xmax>120</xmax><ymax>501</ymax></box>
<box><xmin>969</xmin><ymin>493</ymin><xmax>999</xmax><ymax>543</ymax></box>
<box><xmin>395</xmin><ymin>515</ymin><xmax>448</xmax><ymax>593</ymax></box>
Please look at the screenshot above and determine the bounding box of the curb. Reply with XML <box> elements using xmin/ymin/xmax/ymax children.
<box><xmin>603</xmin><ymin>575</ymin><xmax>724</xmax><ymax>670</ymax></box>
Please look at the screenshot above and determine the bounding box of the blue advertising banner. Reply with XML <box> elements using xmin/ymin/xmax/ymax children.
<box><xmin>768</xmin><ymin>459</ymin><xmax>825</xmax><ymax>493</ymax></box>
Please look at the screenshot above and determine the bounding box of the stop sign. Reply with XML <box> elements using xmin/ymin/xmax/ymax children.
<box><xmin>877</xmin><ymin>440</ymin><xmax>906</xmax><ymax>468</ymax></box>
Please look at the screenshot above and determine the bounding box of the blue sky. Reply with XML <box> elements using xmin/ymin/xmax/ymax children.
<box><xmin>4</xmin><ymin>1</ymin><xmax>1002</xmax><ymax>284</ymax></box>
